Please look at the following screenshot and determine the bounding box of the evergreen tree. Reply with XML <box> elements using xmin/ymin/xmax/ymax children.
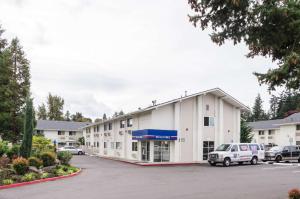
<box><xmin>94</xmin><ymin>118</ymin><xmax>102</xmax><ymax>123</ymax></box>
<box><xmin>47</xmin><ymin>93</ymin><xmax>64</xmax><ymax>120</ymax></box>
<box><xmin>102</xmin><ymin>113</ymin><xmax>107</xmax><ymax>120</ymax></box>
<box><xmin>240</xmin><ymin>119</ymin><xmax>253</xmax><ymax>143</ymax></box>
<box><xmin>269</xmin><ymin>95</ymin><xmax>279</xmax><ymax>119</ymax></box>
<box><xmin>119</xmin><ymin>110</ymin><xmax>124</xmax><ymax>116</ymax></box>
<box><xmin>64</xmin><ymin>110</ymin><xmax>71</xmax><ymax>121</ymax></box>
<box><xmin>71</xmin><ymin>112</ymin><xmax>91</xmax><ymax>122</ymax></box>
<box><xmin>37</xmin><ymin>103</ymin><xmax>47</xmax><ymax>120</ymax></box>
<box><xmin>20</xmin><ymin>97</ymin><xmax>34</xmax><ymax>158</ymax></box>
<box><xmin>188</xmin><ymin>0</ymin><xmax>300</xmax><ymax>90</ymax></box>
<box><xmin>251</xmin><ymin>94</ymin><xmax>268</xmax><ymax>121</ymax></box>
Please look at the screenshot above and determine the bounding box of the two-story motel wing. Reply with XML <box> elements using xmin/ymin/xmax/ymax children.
<box><xmin>82</xmin><ymin>88</ymin><xmax>248</xmax><ymax>163</ymax></box>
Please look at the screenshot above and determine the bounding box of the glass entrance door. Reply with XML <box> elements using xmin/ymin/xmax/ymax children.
<box><xmin>154</xmin><ymin>141</ymin><xmax>170</xmax><ymax>162</ymax></box>
<box><xmin>141</xmin><ymin>141</ymin><xmax>150</xmax><ymax>161</ymax></box>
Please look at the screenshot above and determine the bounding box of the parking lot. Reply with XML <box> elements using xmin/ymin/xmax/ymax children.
<box><xmin>0</xmin><ymin>155</ymin><xmax>299</xmax><ymax>199</ymax></box>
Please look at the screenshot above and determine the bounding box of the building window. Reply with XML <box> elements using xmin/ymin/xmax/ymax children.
<box><xmin>58</xmin><ymin>131</ymin><xmax>65</xmax><ymax>135</ymax></box>
<box><xmin>116</xmin><ymin>142</ymin><xmax>122</xmax><ymax>150</ymax></box>
<box><xmin>69</xmin><ymin>131</ymin><xmax>76</xmax><ymax>136</ymax></box>
<box><xmin>206</xmin><ymin>104</ymin><xmax>209</xmax><ymax>111</ymax></box>
<box><xmin>120</xmin><ymin>120</ymin><xmax>125</xmax><ymax>128</ymax></box>
<box><xmin>111</xmin><ymin>142</ymin><xmax>115</xmax><ymax>149</ymax></box>
<box><xmin>94</xmin><ymin>142</ymin><xmax>96</xmax><ymax>147</ymax></box>
<box><xmin>203</xmin><ymin>141</ymin><xmax>214</xmax><ymax>160</ymax></box>
<box><xmin>132</xmin><ymin>142</ymin><xmax>138</xmax><ymax>151</ymax></box>
<box><xmin>258</xmin><ymin>130</ymin><xmax>264</xmax><ymax>135</ymax></box>
<box><xmin>97</xmin><ymin>142</ymin><xmax>99</xmax><ymax>147</ymax></box>
<box><xmin>109</xmin><ymin>123</ymin><xmax>112</xmax><ymax>130</ymax></box>
<box><xmin>268</xmin><ymin>130</ymin><xmax>274</xmax><ymax>135</ymax></box>
<box><xmin>96</xmin><ymin>125</ymin><xmax>99</xmax><ymax>132</ymax></box>
<box><xmin>93</xmin><ymin>126</ymin><xmax>96</xmax><ymax>132</ymax></box>
<box><xmin>86</xmin><ymin>128</ymin><xmax>91</xmax><ymax>133</ymax></box>
<box><xmin>204</xmin><ymin>117</ymin><xmax>214</xmax><ymax>126</ymax></box>
<box><xmin>104</xmin><ymin>124</ymin><xmax>107</xmax><ymax>131</ymax></box>
<box><xmin>297</xmin><ymin>125</ymin><xmax>300</xmax><ymax>131</ymax></box>
<box><xmin>127</xmin><ymin>118</ymin><xmax>133</xmax><ymax>127</ymax></box>
<box><xmin>104</xmin><ymin>142</ymin><xmax>107</xmax><ymax>149</ymax></box>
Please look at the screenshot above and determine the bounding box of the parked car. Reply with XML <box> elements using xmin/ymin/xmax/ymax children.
<box><xmin>208</xmin><ymin>143</ymin><xmax>265</xmax><ymax>167</ymax></box>
<box><xmin>57</xmin><ymin>146</ymin><xmax>85</xmax><ymax>155</ymax></box>
<box><xmin>265</xmin><ymin>145</ymin><xmax>300</xmax><ymax>163</ymax></box>
<box><xmin>263</xmin><ymin>146</ymin><xmax>283</xmax><ymax>162</ymax></box>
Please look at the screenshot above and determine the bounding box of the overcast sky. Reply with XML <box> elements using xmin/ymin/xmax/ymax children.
<box><xmin>0</xmin><ymin>0</ymin><xmax>278</xmax><ymax>119</ymax></box>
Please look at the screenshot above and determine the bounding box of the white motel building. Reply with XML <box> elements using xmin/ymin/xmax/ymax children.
<box><xmin>248</xmin><ymin>113</ymin><xmax>300</xmax><ymax>146</ymax></box>
<box><xmin>82</xmin><ymin>88</ymin><xmax>248</xmax><ymax>163</ymax></box>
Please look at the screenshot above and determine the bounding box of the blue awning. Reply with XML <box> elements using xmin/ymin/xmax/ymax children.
<box><xmin>132</xmin><ymin>129</ymin><xmax>177</xmax><ymax>141</ymax></box>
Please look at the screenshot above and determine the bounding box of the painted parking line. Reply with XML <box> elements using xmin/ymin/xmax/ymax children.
<box><xmin>262</xmin><ymin>165</ymin><xmax>299</xmax><ymax>170</ymax></box>
<box><xmin>292</xmin><ymin>170</ymin><xmax>300</xmax><ymax>173</ymax></box>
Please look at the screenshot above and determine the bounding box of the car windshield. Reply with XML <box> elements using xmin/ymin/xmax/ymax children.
<box><xmin>216</xmin><ymin>144</ymin><xmax>231</xmax><ymax>151</ymax></box>
<box><xmin>269</xmin><ymin>146</ymin><xmax>282</xmax><ymax>152</ymax></box>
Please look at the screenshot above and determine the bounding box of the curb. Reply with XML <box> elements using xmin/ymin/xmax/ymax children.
<box><xmin>0</xmin><ymin>168</ymin><xmax>82</xmax><ymax>190</ymax></box>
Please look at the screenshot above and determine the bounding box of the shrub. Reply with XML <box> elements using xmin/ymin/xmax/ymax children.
<box><xmin>0</xmin><ymin>141</ymin><xmax>9</xmax><ymax>157</ymax></box>
<box><xmin>0</xmin><ymin>169</ymin><xmax>15</xmax><ymax>179</ymax></box>
<box><xmin>0</xmin><ymin>156</ymin><xmax>10</xmax><ymax>168</ymax></box>
<box><xmin>40</xmin><ymin>152</ymin><xmax>56</xmax><ymax>167</ymax></box>
<box><xmin>57</xmin><ymin>151</ymin><xmax>72</xmax><ymax>165</ymax></box>
<box><xmin>55</xmin><ymin>168</ymin><xmax>67</xmax><ymax>176</ymax></box>
<box><xmin>31</xmin><ymin>136</ymin><xmax>55</xmax><ymax>157</ymax></box>
<box><xmin>289</xmin><ymin>189</ymin><xmax>300</xmax><ymax>199</ymax></box>
<box><xmin>41</xmin><ymin>172</ymin><xmax>49</xmax><ymax>179</ymax></box>
<box><xmin>6</xmin><ymin>145</ymin><xmax>20</xmax><ymax>160</ymax></box>
<box><xmin>2</xmin><ymin>179</ymin><xmax>13</xmax><ymax>185</ymax></box>
<box><xmin>28</xmin><ymin>157</ymin><xmax>43</xmax><ymax>168</ymax></box>
<box><xmin>12</xmin><ymin>157</ymin><xmax>29</xmax><ymax>175</ymax></box>
<box><xmin>21</xmin><ymin>172</ymin><xmax>38</xmax><ymax>182</ymax></box>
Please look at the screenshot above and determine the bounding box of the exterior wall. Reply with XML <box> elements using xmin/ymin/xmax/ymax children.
<box><xmin>83</xmin><ymin>93</ymin><xmax>242</xmax><ymax>163</ymax></box>
<box><xmin>43</xmin><ymin>130</ymin><xmax>83</xmax><ymax>146</ymax></box>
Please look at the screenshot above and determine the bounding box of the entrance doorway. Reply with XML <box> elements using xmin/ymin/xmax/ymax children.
<box><xmin>141</xmin><ymin>141</ymin><xmax>150</xmax><ymax>161</ymax></box>
<box><xmin>154</xmin><ymin>141</ymin><xmax>170</xmax><ymax>162</ymax></box>
<box><xmin>203</xmin><ymin>141</ymin><xmax>214</xmax><ymax>160</ymax></box>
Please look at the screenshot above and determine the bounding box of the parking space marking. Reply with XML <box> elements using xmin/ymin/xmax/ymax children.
<box><xmin>262</xmin><ymin>166</ymin><xmax>299</xmax><ymax>170</ymax></box>
<box><xmin>292</xmin><ymin>170</ymin><xmax>300</xmax><ymax>173</ymax></box>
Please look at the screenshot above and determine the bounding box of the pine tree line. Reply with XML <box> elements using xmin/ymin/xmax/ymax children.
<box><xmin>246</xmin><ymin>91</ymin><xmax>300</xmax><ymax>122</ymax></box>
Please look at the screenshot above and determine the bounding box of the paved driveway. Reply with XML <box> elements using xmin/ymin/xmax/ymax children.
<box><xmin>0</xmin><ymin>155</ymin><xmax>299</xmax><ymax>199</ymax></box>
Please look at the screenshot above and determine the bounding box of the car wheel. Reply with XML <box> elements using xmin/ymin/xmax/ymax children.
<box><xmin>209</xmin><ymin>162</ymin><xmax>216</xmax><ymax>166</ymax></box>
<box><xmin>275</xmin><ymin>156</ymin><xmax>282</xmax><ymax>163</ymax></box>
<box><xmin>78</xmin><ymin>151</ymin><xmax>83</xmax><ymax>155</ymax></box>
<box><xmin>223</xmin><ymin>158</ymin><xmax>231</xmax><ymax>167</ymax></box>
<box><xmin>251</xmin><ymin>157</ymin><xmax>258</xmax><ymax>165</ymax></box>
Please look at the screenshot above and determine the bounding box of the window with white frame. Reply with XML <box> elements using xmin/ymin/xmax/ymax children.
<box><xmin>111</xmin><ymin>142</ymin><xmax>115</xmax><ymax>149</ymax></box>
<box><xmin>104</xmin><ymin>142</ymin><xmax>107</xmax><ymax>148</ymax></box>
<box><xmin>116</xmin><ymin>142</ymin><xmax>122</xmax><ymax>149</ymax></box>
<box><xmin>132</xmin><ymin>142</ymin><xmax>138</xmax><ymax>151</ymax></box>
<box><xmin>127</xmin><ymin>118</ymin><xmax>133</xmax><ymax>127</ymax></box>
<box><xmin>104</xmin><ymin>124</ymin><xmax>107</xmax><ymax>131</ymax></box>
<box><xmin>58</xmin><ymin>131</ymin><xmax>65</xmax><ymax>135</ymax></box>
<box><xmin>109</xmin><ymin>123</ymin><xmax>112</xmax><ymax>130</ymax></box>
<box><xmin>69</xmin><ymin>131</ymin><xmax>76</xmax><ymax>136</ymax></box>
<box><xmin>120</xmin><ymin>120</ymin><xmax>125</xmax><ymax>128</ymax></box>
<box><xmin>204</xmin><ymin>117</ymin><xmax>214</xmax><ymax>126</ymax></box>
<box><xmin>258</xmin><ymin>130</ymin><xmax>264</xmax><ymax>135</ymax></box>
<box><xmin>297</xmin><ymin>125</ymin><xmax>300</xmax><ymax>131</ymax></box>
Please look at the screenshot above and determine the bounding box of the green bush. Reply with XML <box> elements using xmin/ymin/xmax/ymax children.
<box><xmin>41</xmin><ymin>172</ymin><xmax>49</xmax><ymax>179</ymax></box>
<box><xmin>0</xmin><ymin>169</ymin><xmax>15</xmax><ymax>179</ymax></box>
<box><xmin>31</xmin><ymin>136</ymin><xmax>55</xmax><ymax>157</ymax></box>
<box><xmin>0</xmin><ymin>141</ymin><xmax>9</xmax><ymax>157</ymax></box>
<box><xmin>6</xmin><ymin>145</ymin><xmax>20</xmax><ymax>159</ymax></box>
<box><xmin>289</xmin><ymin>189</ymin><xmax>300</xmax><ymax>199</ymax></box>
<box><xmin>57</xmin><ymin>151</ymin><xmax>72</xmax><ymax>165</ymax></box>
<box><xmin>12</xmin><ymin>157</ymin><xmax>29</xmax><ymax>175</ymax></box>
<box><xmin>2</xmin><ymin>179</ymin><xmax>14</xmax><ymax>185</ymax></box>
<box><xmin>28</xmin><ymin>157</ymin><xmax>43</xmax><ymax>168</ymax></box>
<box><xmin>55</xmin><ymin>168</ymin><xmax>67</xmax><ymax>176</ymax></box>
<box><xmin>21</xmin><ymin>172</ymin><xmax>38</xmax><ymax>182</ymax></box>
<box><xmin>40</xmin><ymin>152</ymin><xmax>56</xmax><ymax>167</ymax></box>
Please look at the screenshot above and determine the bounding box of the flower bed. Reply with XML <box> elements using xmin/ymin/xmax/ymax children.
<box><xmin>0</xmin><ymin>139</ymin><xmax>80</xmax><ymax>187</ymax></box>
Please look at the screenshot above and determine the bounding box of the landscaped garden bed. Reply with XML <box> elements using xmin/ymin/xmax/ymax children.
<box><xmin>0</xmin><ymin>137</ymin><xmax>80</xmax><ymax>187</ymax></box>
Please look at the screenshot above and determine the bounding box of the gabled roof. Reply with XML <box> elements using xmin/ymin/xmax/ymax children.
<box><xmin>36</xmin><ymin>120</ymin><xmax>91</xmax><ymax>131</ymax></box>
<box><xmin>83</xmin><ymin>88</ymin><xmax>249</xmax><ymax>129</ymax></box>
<box><xmin>248</xmin><ymin>112</ymin><xmax>300</xmax><ymax>130</ymax></box>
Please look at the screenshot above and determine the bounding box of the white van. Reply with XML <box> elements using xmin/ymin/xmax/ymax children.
<box><xmin>208</xmin><ymin>143</ymin><xmax>265</xmax><ymax>167</ymax></box>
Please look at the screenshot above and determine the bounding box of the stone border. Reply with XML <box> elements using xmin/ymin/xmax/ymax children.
<box><xmin>0</xmin><ymin>168</ymin><xmax>82</xmax><ymax>190</ymax></box>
